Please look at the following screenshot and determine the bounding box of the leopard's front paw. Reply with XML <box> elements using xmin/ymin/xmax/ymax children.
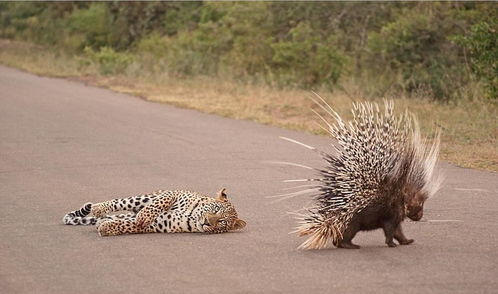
<box><xmin>91</xmin><ymin>203</ymin><xmax>108</xmax><ymax>218</ymax></box>
<box><xmin>97</xmin><ymin>221</ymin><xmax>119</xmax><ymax>237</ymax></box>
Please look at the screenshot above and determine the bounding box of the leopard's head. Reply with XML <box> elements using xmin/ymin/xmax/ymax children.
<box><xmin>201</xmin><ymin>188</ymin><xmax>246</xmax><ymax>233</ymax></box>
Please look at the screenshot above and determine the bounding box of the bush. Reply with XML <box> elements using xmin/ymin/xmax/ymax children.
<box><xmin>85</xmin><ymin>46</ymin><xmax>133</xmax><ymax>75</ymax></box>
<box><xmin>0</xmin><ymin>2</ymin><xmax>494</xmax><ymax>100</ymax></box>
<box><xmin>454</xmin><ymin>18</ymin><xmax>497</xmax><ymax>99</ymax></box>
<box><xmin>136</xmin><ymin>33</ymin><xmax>168</xmax><ymax>59</ymax></box>
<box><xmin>67</xmin><ymin>3</ymin><xmax>110</xmax><ymax>50</ymax></box>
<box><xmin>367</xmin><ymin>8</ymin><xmax>467</xmax><ymax>100</ymax></box>
<box><xmin>271</xmin><ymin>22</ymin><xmax>347</xmax><ymax>88</ymax></box>
<box><xmin>156</xmin><ymin>21</ymin><xmax>231</xmax><ymax>77</ymax></box>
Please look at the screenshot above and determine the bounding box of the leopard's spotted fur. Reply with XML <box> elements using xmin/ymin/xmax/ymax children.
<box><xmin>63</xmin><ymin>188</ymin><xmax>246</xmax><ymax>236</ymax></box>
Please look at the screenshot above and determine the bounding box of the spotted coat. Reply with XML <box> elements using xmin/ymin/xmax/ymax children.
<box><xmin>63</xmin><ymin>189</ymin><xmax>246</xmax><ymax>236</ymax></box>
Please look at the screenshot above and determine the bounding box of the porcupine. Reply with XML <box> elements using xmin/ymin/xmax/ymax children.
<box><xmin>277</xmin><ymin>96</ymin><xmax>442</xmax><ymax>249</ymax></box>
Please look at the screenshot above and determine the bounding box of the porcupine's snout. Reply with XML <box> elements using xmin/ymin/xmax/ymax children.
<box><xmin>406</xmin><ymin>193</ymin><xmax>425</xmax><ymax>221</ymax></box>
<box><xmin>405</xmin><ymin>188</ymin><xmax>427</xmax><ymax>221</ymax></box>
<box><xmin>407</xmin><ymin>205</ymin><xmax>424</xmax><ymax>221</ymax></box>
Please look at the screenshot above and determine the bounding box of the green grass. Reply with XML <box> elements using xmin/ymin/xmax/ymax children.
<box><xmin>1</xmin><ymin>39</ymin><xmax>496</xmax><ymax>172</ymax></box>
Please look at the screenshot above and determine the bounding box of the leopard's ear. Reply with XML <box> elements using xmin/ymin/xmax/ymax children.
<box><xmin>216</xmin><ymin>188</ymin><xmax>228</xmax><ymax>201</ymax></box>
<box><xmin>232</xmin><ymin>219</ymin><xmax>246</xmax><ymax>230</ymax></box>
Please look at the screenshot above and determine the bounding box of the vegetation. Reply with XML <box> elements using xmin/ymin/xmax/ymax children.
<box><xmin>1</xmin><ymin>2</ymin><xmax>496</xmax><ymax>100</ymax></box>
<box><xmin>0</xmin><ymin>2</ymin><xmax>496</xmax><ymax>171</ymax></box>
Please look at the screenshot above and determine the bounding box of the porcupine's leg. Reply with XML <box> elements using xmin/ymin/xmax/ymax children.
<box><xmin>382</xmin><ymin>220</ymin><xmax>399</xmax><ymax>247</ymax></box>
<box><xmin>393</xmin><ymin>223</ymin><xmax>414</xmax><ymax>245</ymax></box>
<box><xmin>337</xmin><ymin>222</ymin><xmax>361</xmax><ymax>249</ymax></box>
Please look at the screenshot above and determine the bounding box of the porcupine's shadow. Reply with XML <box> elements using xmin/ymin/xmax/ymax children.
<box><xmin>293</xmin><ymin>244</ymin><xmax>413</xmax><ymax>258</ymax></box>
<box><xmin>293</xmin><ymin>230</ymin><xmax>418</xmax><ymax>253</ymax></box>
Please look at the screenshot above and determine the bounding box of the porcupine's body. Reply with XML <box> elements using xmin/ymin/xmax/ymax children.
<box><xmin>281</xmin><ymin>98</ymin><xmax>442</xmax><ymax>249</ymax></box>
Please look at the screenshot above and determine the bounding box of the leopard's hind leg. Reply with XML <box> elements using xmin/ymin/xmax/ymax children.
<box><xmin>97</xmin><ymin>192</ymin><xmax>177</xmax><ymax>236</ymax></box>
<box><xmin>91</xmin><ymin>192</ymin><xmax>160</xmax><ymax>217</ymax></box>
<box><xmin>63</xmin><ymin>203</ymin><xmax>138</xmax><ymax>226</ymax></box>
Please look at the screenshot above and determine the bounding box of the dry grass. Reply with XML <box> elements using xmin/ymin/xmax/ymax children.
<box><xmin>1</xmin><ymin>39</ymin><xmax>496</xmax><ymax>172</ymax></box>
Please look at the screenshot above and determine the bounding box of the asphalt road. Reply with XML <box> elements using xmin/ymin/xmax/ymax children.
<box><xmin>1</xmin><ymin>65</ymin><xmax>497</xmax><ymax>294</ymax></box>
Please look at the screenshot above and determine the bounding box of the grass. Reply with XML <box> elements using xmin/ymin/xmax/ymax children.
<box><xmin>1</xmin><ymin>39</ymin><xmax>496</xmax><ymax>172</ymax></box>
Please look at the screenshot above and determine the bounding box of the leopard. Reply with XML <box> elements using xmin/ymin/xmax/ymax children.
<box><xmin>62</xmin><ymin>188</ymin><xmax>246</xmax><ymax>236</ymax></box>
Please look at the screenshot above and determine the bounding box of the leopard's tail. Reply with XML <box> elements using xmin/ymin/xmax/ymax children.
<box><xmin>62</xmin><ymin>202</ymin><xmax>97</xmax><ymax>225</ymax></box>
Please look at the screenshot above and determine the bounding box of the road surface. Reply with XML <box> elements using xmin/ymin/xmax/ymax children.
<box><xmin>1</xmin><ymin>65</ymin><xmax>497</xmax><ymax>293</ymax></box>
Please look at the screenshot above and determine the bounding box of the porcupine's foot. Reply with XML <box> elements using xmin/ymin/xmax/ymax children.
<box><xmin>337</xmin><ymin>241</ymin><xmax>361</xmax><ymax>249</ymax></box>
<box><xmin>337</xmin><ymin>224</ymin><xmax>360</xmax><ymax>249</ymax></box>
<box><xmin>394</xmin><ymin>224</ymin><xmax>414</xmax><ymax>245</ymax></box>
<box><xmin>398</xmin><ymin>239</ymin><xmax>414</xmax><ymax>245</ymax></box>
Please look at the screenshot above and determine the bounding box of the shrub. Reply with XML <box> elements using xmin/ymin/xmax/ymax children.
<box><xmin>0</xmin><ymin>2</ymin><xmax>493</xmax><ymax>100</ymax></box>
<box><xmin>67</xmin><ymin>3</ymin><xmax>110</xmax><ymax>50</ymax></box>
<box><xmin>367</xmin><ymin>8</ymin><xmax>467</xmax><ymax>100</ymax></box>
<box><xmin>271</xmin><ymin>22</ymin><xmax>347</xmax><ymax>88</ymax></box>
<box><xmin>85</xmin><ymin>46</ymin><xmax>133</xmax><ymax>75</ymax></box>
<box><xmin>454</xmin><ymin>18</ymin><xmax>497</xmax><ymax>99</ymax></box>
